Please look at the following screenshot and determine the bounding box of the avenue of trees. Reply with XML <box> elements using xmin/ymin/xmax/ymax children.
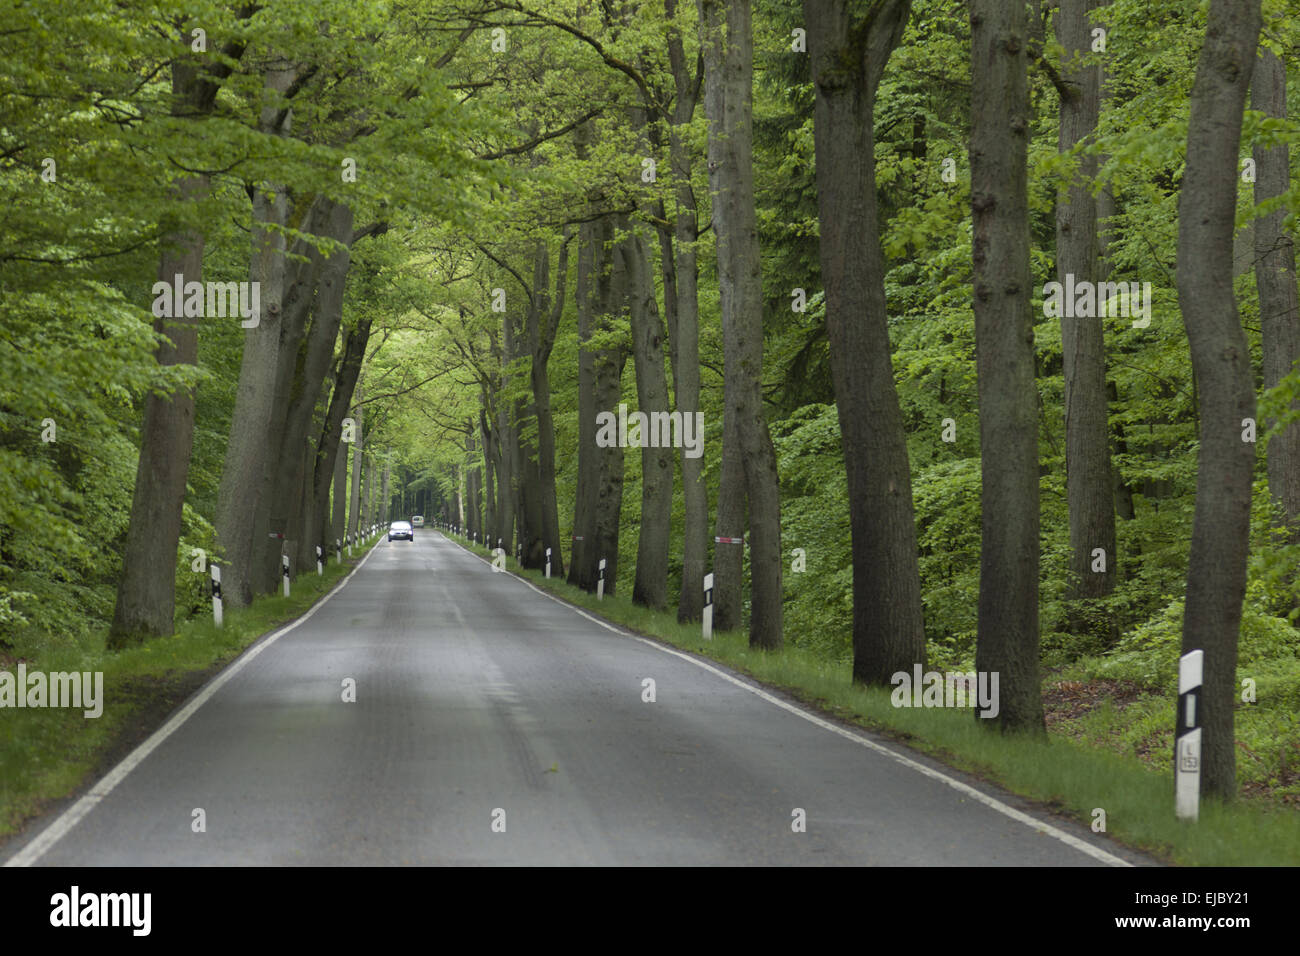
<box><xmin>3</xmin><ymin>0</ymin><xmax>1299</xmax><ymax>803</ymax></box>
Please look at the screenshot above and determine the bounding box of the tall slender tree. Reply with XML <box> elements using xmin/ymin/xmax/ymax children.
<box><xmin>969</xmin><ymin>0</ymin><xmax>1045</xmax><ymax>733</ymax></box>
<box><xmin>1055</xmin><ymin>0</ymin><xmax>1116</xmax><ymax>624</ymax></box>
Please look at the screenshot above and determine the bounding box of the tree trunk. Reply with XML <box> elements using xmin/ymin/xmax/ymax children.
<box><xmin>668</xmin><ymin>130</ymin><xmax>708</xmax><ymax>624</ymax></box>
<box><xmin>109</xmin><ymin>169</ymin><xmax>205</xmax><ymax>646</ymax></box>
<box><xmin>700</xmin><ymin>0</ymin><xmax>783</xmax><ymax>648</ymax></box>
<box><xmin>624</xmin><ymin>222</ymin><xmax>673</xmax><ymax>610</ymax></box>
<box><xmin>494</xmin><ymin>322</ymin><xmax>517</xmax><ymax>557</ymax></box>
<box><xmin>570</xmin><ymin>210</ymin><xmax>627</xmax><ymax>592</ymax></box>
<box><xmin>1056</xmin><ymin>0</ymin><xmax>1116</xmax><ymax>625</ymax></box>
<box><xmin>213</xmin><ymin>64</ymin><xmax>318</xmax><ymax>607</ymax></box>
<box><xmin>530</xmin><ymin>238</ymin><xmax>568</xmax><ymax>578</ymax></box>
<box><xmin>805</xmin><ymin>0</ymin><xmax>926</xmax><ymax>685</ymax></box>
<box><xmin>279</xmin><ymin>201</ymin><xmax>354</xmax><ymax>573</ymax></box>
<box><xmin>331</xmin><ymin>423</ymin><xmax>349</xmax><ymax>548</ymax></box>
<box><xmin>592</xmin><ymin>223</ymin><xmax>629</xmax><ymax>595</ymax></box>
<box><xmin>253</xmin><ymin>203</ymin><xmax>330</xmax><ymax>593</ymax></box>
<box><xmin>480</xmin><ymin>401</ymin><xmax>497</xmax><ymax>543</ymax></box>
<box><xmin>381</xmin><ymin>459</ymin><xmax>391</xmax><ymax>527</ymax></box>
<box><xmin>348</xmin><ymin>386</ymin><xmax>364</xmax><ymax>542</ymax></box>
<box><xmin>324</xmin><ymin>322</ymin><xmax>369</xmax><ymax>556</ymax></box>
<box><xmin>970</xmin><ymin>0</ymin><xmax>1045</xmax><ymax>734</ymax></box>
<box><xmin>1253</xmin><ymin>47</ymin><xmax>1300</xmax><ymax>540</ymax></box>
<box><xmin>712</xmin><ymin>412</ymin><xmax>745</xmax><ymax>631</ymax></box>
<box><xmin>466</xmin><ymin>418</ymin><xmax>482</xmax><ymax>541</ymax></box>
<box><xmin>1177</xmin><ymin>0</ymin><xmax>1261</xmax><ymax>801</ymax></box>
<box><xmin>109</xmin><ymin>45</ymin><xmax>229</xmax><ymax>647</ymax></box>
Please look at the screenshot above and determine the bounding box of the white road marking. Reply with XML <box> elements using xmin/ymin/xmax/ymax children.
<box><xmin>4</xmin><ymin>541</ymin><xmax>384</xmax><ymax>867</ymax></box>
<box><xmin>444</xmin><ymin>532</ymin><xmax>1134</xmax><ymax>867</ymax></box>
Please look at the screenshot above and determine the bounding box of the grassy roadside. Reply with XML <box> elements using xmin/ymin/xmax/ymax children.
<box><xmin>452</xmin><ymin>534</ymin><xmax>1300</xmax><ymax>866</ymax></box>
<box><xmin>0</xmin><ymin>533</ymin><xmax>383</xmax><ymax>842</ymax></box>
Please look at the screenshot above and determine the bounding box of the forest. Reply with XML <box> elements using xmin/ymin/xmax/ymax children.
<box><xmin>2</xmin><ymin>0</ymin><xmax>1299</xmax><ymax>845</ymax></box>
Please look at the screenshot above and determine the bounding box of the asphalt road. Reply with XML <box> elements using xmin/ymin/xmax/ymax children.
<box><xmin>4</xmin><ymin>531</ymin><xmax>1148</xmax><ymax>866</ymax></box>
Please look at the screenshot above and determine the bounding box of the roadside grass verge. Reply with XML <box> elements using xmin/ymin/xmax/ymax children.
<box><xmin>454</xmin><ymin>534</ymin><xmax>1300</xmax><ymax>866</ymax></box>
<box><xmin>0</xmin><ymin>533</ymin><xmax>383</xmax><ymax>841</ymax></box>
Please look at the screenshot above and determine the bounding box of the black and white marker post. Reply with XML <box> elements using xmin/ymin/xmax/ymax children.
<box><xmin>545</xmin><ymin>547</ymin><xmax>552</xmax><ymax>578</ymax></box>
<box><xmin>210</xmin><ymin>564</ymin><xmax>223</xmax><ymax>628</ymax></box>
<box><xmin>316</xmin><ymin>545</ymin><xmax>324</xmax><ymax>576</ymax></box>
<box><xmin>336</xmin><ymin>538</ymin><xmax>342</xmax><ymax>564</ymax></box>
<box><xmin>597</xmin><ymin>558</ymin><xmax>606</xmax><ymax>600</ymax></box>
<box><xmin>702</xmin><ymin>572</ymin><xmax>714</xmax><ymax>640</ymax></box>
<box><xmin>347</xmin><ymin>532</ymin><xmax>352</xmax><ymax>557</ymax></box>
<box><xmin>1176</xmin><ymin>649</ymin><xmax>1203</xmax><ymax>821</ymax></box>
<box><xmin>281</xmin><ymin>554</ymin><xmax>290</xmax><ymax>597</ymax></box>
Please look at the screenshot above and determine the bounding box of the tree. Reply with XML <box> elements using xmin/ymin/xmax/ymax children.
<box><xmin>1055</xmin><ymin>0</ymin><xmax>1116</xmax><ymax>625</ymax></box>
<box><xmin>110</xmin><ymin>27</ymin><xmax>245</xmax><ymax>646</ymax></box>
<box><xmin>1176</xmin><ymin>0</ymin><xmax>1262</xmax><ymax>800</ymax></box>
<box><xmin>804</xmin><ymin>0</ymin><xmax>925</xmax><ymax>685</ymax></box>
<box><xmin>969</xmin><ymin>0</ymin><xmax>1044</xmax><ymax>733</ymax></box>
<box><xmin>699</xmin><ymin>0</ymin><xmax>783</xmax><ymax>648</ymax></box>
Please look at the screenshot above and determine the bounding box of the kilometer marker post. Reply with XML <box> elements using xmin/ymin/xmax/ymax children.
<box><xmin>1175</xmin><ymin>649</ymin><xmax>1203</xmax><ymax>821</ymax></box>
<box><xmin>211</xmin><ymin>564</ymin><xmax>223</xmax><ymax>628</ymax></box>
<box><xmin>702</xmin><ymin>572</ymin><xmax>714</xmax><ymax>640</ymax></box>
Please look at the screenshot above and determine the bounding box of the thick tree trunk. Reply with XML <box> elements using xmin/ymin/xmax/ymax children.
<box><xmin>324</xmin><ymin>323</ymin><xmax>368</xmax><ymax>557</ymax></box>
<box><xmin>592</xmin><ymin>226</ymin><xmax>628</xmax><ymax>595</ymax></box>
<box><xmin>570</xmin><ymin>210</ymin><xmax>626</xmax><ymax>592</ymax></box>
<box><xmin>658</xmin><ymin>0</ymin><xmax>709</xmax><ymax>623</ymax></box>
<box><xmin>530</xmin><ymin>238</ymin><xmax>568</xmax><ymax>578</ymax></box>
<box><xmin>494</xmin><ymin>323</ymin><xmax>517</xmax><ymax>557</ymax></box>
<box><xmin>805</xmin><ymin>0</ymin><xmax>926</xmax><ymax>685</ymax></box>
<box><xmin>331</xmin><ymin>425</ymin><xmax>348</xmax><ymax>547</ymax></box>
<box><xmin>1253</xmin><ymin>48</ymin><xmax>1300</xmax><ymax>540</ymax></box>
<box><xmin>109</xmin><ymin>173</ymin><xmax>205</xmax><ymax>647</ymax></box>
<box><xmin>1177</xmin><ymin>0</ymin><xmax>1261</xmax><ymax>801</ymax></box>
<box><xmin>569</xmin><ymin>233</ymin><xmax>595</xmax><ymax>588</ymax></box>
<box><xmin>1056</xmin><ymin>0</ymin><xmax>1116</xmax><ymax>623</ymax></box>
<box><xmin>712</xmin><ymin>413</ymin><xmax>745</xmax><ymax>631</ymax></box>
<box><xmin>669</xmin><ymin>136</ymin><xmax>708</xmax><ymax>624</ymax></box>
<box><xmin>348</xmin><ymin>387</ymin><xmax>363</xmax><ymax>542</ymax></box>
<box><xmin>252</xmin><ymin>204</ymin><xmax>332</xmax><ymax>592</ymax></box>
<box><xmin>624</xmin><ymin>223</ymin><xmax>673</xmax><ymax>610</ymax></box>
<box><xmin>466</xmin><ymin>419</ymin><xmax>482</xmax><ymax>542</ymax></box>
<box><xmin>213</xmin><ymin>65</ymin><xmax>318</xmax><ymax>607</ymax></box>
<box><xmin>969</xmin><ymin>0</ymin><xmax>1045</xmax><ymax>734</ymax></box>
<box><xmin>700</xmin><ymin>0</ymin><xmax>782</xmax><ymax>648</ymax></box>
<box><xmin>480</xmin><ymin>402</ymin><xmax>497</xmax><ymax>543</ymax></box>
<box><xmin>361</xmin><ymin>451</ymin><xmax>374</xmax><ymax>533</ymax></box>
<box><xmin>274</xmin><ymin>201</ymin><xmax>354</xmax><ymax>573</ymax></box>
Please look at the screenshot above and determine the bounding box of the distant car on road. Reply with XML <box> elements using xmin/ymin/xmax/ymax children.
<box><xmin>411</xmin><ymin>515</ymin><xmax>425</xmax><ymax>528</ymax></box>
<box><xmin>389</xmin><ymin>520</ymin><xmax>413</xmax><ymax>542</ymax></box>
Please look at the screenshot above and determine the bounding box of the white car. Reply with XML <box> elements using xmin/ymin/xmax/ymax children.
<box><xmin>411</xmin><ymin>515</ymin><xmax>425</xmax><ymax>528</ymax></box>
<box><xmin>388</xmin><ymin>520</ymin><xmax>413</xmax><ymax>542</ymax></box>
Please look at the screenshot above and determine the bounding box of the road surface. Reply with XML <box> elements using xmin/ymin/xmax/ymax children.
<box><xmin>4</xmin><ymin>532</ymin><xmax>1147</xmax><ymax>866</ymax></box>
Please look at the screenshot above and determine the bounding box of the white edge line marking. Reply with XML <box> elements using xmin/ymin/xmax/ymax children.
<box><xmin>444</xmin><ymin>531</ymin><xmax>1132</xmax><ymax>868</ymax></box>
<box><xmin>4</xmin><ymin>538</ymin><xmax>385</xmax><ymax>867</ymax></box>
